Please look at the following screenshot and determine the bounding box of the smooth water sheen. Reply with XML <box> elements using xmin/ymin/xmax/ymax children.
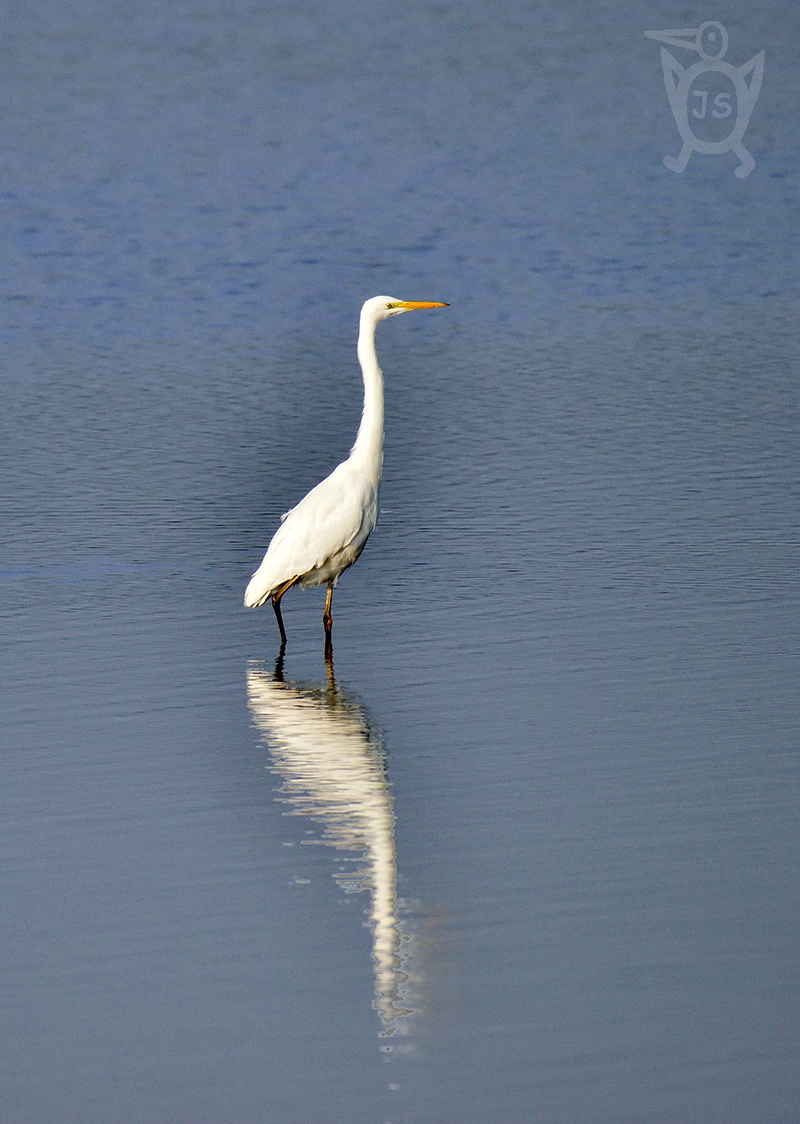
<box><xmin>2</xmin><ymin>2</ymin><xmax>798</xmax><ymax>1122</ymax></box>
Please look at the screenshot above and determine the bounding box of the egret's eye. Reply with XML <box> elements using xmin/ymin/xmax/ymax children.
<box><xmin>386</xmin><ymin>302</ymin><xmax>400</xmax><ymax>309</ymax></box>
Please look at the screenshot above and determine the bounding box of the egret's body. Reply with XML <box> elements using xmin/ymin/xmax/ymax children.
<box><xmin>245</xmin><ymin>295</ymin><xmax>447</xmax><ymax>648</ymax></box>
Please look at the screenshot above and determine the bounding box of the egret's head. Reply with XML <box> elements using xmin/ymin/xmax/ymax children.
<box><xmin>363</xmin><ymin>295</ymin><xmax>449</xmax><ymax>324</ymax></box>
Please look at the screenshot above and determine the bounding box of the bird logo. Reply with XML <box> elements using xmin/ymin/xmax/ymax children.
<box><xmin>645</xmin><ymin>22</ymin><xmax>764</xmax><ymax>178</ymax></box>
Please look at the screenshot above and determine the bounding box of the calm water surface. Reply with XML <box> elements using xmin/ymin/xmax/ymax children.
<box><xmin>2</xmin><ymin>2</ymin><xmax>799</xmax><ymax>1122</ymax></box>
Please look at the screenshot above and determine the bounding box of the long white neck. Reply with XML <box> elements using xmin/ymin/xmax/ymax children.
<box><xmin>349</xmin><ymin>307</ymin><xmax>385</xmax><ymax>485</ymax></box>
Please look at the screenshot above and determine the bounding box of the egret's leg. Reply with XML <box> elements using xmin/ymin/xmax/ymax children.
<box><xmin>323</xmin><ymin>581</ymin><xmax>334</xmax><ymax>634</ymax></box>
<box><xmin>273</xmin><ymin>642</ymin><xmax>286</xmax><ymax>683</ymax></box>
<box><xmin>323</xmin><ymin>581</ymin><xmax>334</xmax><ymax>661</ymax></box>
<box><xmin>271</xmin><ymin>576</ymin><xmax>299</xmax><ymax>644</ymax></box>
<box><xmin>271</xmin><ymin>594</ymin><xmax>287</xmax><ymax>644</ymax></box>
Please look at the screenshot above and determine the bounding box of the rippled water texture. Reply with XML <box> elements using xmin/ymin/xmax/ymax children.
<box><xmin>2</xmin><ymin>2</ymin><xmax>799</xmax><ymax>1122</ymax></box>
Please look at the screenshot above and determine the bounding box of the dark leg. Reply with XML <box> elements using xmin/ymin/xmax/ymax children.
<box><xmin>323</xmin><ymin>581</ymin><xmax>334</xmax><ymax>633</ymax></box>
<box><xmin>273</xmin><ymin>639</ymin><xmax>286</xmax><ymax>682</ymax></box>
<box><xmin>271</xmin><ymin>576</ymin><xmax>299</xmax><ymax>645</ymax></box>
<box><xmin>271</xmin><ymin>593</ymin><xmax>287</xmax><ymax>644</ymax></box>
<box><xmin>323</xmin><ymin>581</ymin><xmax>334</xmax><ymax>661</ymax></box>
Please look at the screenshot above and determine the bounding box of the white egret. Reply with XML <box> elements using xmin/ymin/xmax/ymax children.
<box><xmin>245</xmin><ymin>295</ymin><xmax>448</xmax><ymax>648</ymax></box>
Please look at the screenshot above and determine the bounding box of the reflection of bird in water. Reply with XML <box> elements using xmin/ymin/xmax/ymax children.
<box><xmin>244</xmin><ymin>296</ymin><xmax>447</xmax><ymax>657</ymax></box>
<box><xmin>246</xmin><ymin>660</ymin><xmax>414</xmax><ymax>1029</ymax></box>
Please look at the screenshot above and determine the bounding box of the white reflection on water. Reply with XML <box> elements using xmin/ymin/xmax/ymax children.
<box><xmin>246</xmin><ymin>660</ymin><xmax>414</xmax><ymax>1032</ymax></box>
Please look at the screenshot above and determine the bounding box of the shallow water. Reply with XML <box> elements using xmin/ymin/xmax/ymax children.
<box><xmin>2</xmin><ymin>2</ymin><xmax>799</xmax><ymax>1122</ymax></box>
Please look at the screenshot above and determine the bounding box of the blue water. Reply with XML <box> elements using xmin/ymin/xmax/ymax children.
<box><xmin>2</xmin><ymin>2</ymin><xmax>799</xmax><ymax>1122</ymax></box>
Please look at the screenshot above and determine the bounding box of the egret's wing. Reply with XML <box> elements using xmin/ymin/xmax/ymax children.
<box><xmin>277</xmin><ymin>466</ymin><xmax>376</xmax><ymax>571</ymax></box>
<box><xmin>244</xmin><ymin>463</ymin><xmax>377</xmax><ymax>606</ymax></box>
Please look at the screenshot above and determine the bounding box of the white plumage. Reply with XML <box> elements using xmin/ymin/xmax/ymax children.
<box><xmin>245</xmin><ymin>295</ymin><xmax>447</xmax><ymax>649</ymax></box>
<box><xmin>245</xmin><ymin>460</ymin><xmax>378</xmax><ymax>601</ymax></box>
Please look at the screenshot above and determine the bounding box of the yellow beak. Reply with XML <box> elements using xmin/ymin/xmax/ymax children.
<box><xmin>398</xmin><ymin>300</ymin><xmax>449</xmax><ymax>310</ymax></box>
